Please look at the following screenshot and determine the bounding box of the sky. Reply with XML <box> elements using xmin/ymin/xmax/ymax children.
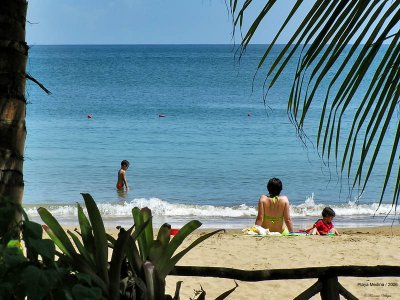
<box><xmin>26</xmin><ymin>0</ymin><xmax>308</xmax><ymax>45</ymax></box>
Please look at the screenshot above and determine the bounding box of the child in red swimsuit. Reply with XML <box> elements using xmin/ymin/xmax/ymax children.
<box><xmin>306</xmin><ymin>207</ymin><xmax>340</xmax><ymax>235</ymax></box>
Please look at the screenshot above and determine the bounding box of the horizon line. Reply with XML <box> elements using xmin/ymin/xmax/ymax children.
<box><xmin>27</xmin><ymin>43</ymin><xmax>373</xmax><ymax>47</ymax></box>
<box><xmin>28</xmin><ymin>43</ymin><xmax>269</xmax><ymax>46</ymax></box>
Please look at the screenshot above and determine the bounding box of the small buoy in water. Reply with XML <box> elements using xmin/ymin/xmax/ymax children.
<box><xmin>87</xmin><ymin>114</ymin><xmax>92</xmax><ymax>119</ymax></box>
<box><xmin>159</xmin><ymin>114</ymin><xmax>166</xmax><ymax>118</ymax></box>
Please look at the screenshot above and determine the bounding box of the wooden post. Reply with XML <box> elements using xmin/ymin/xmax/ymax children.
<box><xmin>294</xmin><ymin>280</ymin><xmax>322</xmax><ymax>300</ymax></box>
<box><xmin>320</xmin><ymin>276</ymin><xmax>340</xmax><ymax>300</ymax></box>
<box><xmin>338</xmin><ymin>281</ymin><xmax>358</xmax><ymax>300</ymax></box>
<box><xmin>172</xmin><ymin>265</ymin><xmax>388</xmax><ymax>299</ymax></box>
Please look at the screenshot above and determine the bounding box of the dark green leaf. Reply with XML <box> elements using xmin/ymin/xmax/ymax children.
<box><xmin>20</xmin><ymin>266</ymin><xmax>60</xmax><ymax>300</ymax></box>
<box><xmin>77</xmin><ymin>203</ymin><xmax>95</xmax><ymax>254</ymax></box>
<box><xmin>27</xmin><ymin>238</ymin><xmax>55</xmax><ymax>264</ymax></box>
<box><xmin>67</xmin><ymin>230</ymin><xmax>96</xmax><ymax>268</ymax></box>
<box><xmin>132</xmin><ymin>207</ymin><xmax>149</xmax><ymax>260</ymax></box>
<box><xmin>38</xmin><ymin>207</ymin><xmax>76</xmax><ymax>257</ymax></box>
<box><xmin>81</xmin><ymin>193</ymin><xmax>109</xmax><ymax>285</ymax></box>
<box><xmin>109</xmin><ymin>226</ymin><xmax>133</xmax><ymax>300</ymax></box>
<box><xmin>72</xmin><ymin>284</ymin><xmax>102</xmax><ymax>300</ymax></box>
<box><xmin>161</xmin><ymin>229</ymin><xmax>225</xmax><ymax>278</ymax></box>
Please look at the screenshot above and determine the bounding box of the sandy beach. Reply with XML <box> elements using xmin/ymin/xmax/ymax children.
<box><xmin>157</xmin><ymin>226</ymin><xmax>400</xmax><ymax>299</ymax></box>
<box><xmin>55</xmin><ymin>224</ymin><xmax>400</xmax><ymax>299</ymax></box>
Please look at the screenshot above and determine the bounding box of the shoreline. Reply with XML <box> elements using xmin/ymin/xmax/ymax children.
<box><xmin>28</xmin><ymin>214</ymin><xmax>399</xmax><ymax>231</ymax></box>
<box><xmin>60</xmin><ymin>225</ymin><xmax>400</xmax><ymax>234</ymax></box>
<box><xmin>23</xmin><ymin>199</ymin><xmax>400</xmax><ymax>231</ymax></box>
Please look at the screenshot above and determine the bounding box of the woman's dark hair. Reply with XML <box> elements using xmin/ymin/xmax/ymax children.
<box><xmin>267</xmin><ymin>178</ymin><xmax>282</xmax><ymax>196</ymax></box>
<box><xmin>322</xmin><ymin>207</ymin><xmax>336</xmax><ymax>218</ymax></box>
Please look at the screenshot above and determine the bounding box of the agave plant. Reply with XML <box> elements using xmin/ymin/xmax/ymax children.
<box><xmin>38</xmin><ymin>193</ymin><xmax>224</xmax><ymax>300</ymax></box>
<box><xmin>230</xmin><ymin>0</ymin><xmax>400</xmax><ymax>206</ymax></box>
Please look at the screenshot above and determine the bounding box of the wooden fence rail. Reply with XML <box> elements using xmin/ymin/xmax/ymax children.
<box><xmin>170</xmin><ymin>265</ymin><xmax>400</xmax><ymax>299</ymax></box>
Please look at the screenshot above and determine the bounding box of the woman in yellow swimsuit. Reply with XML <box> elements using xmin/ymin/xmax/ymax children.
<box><xmin>255</xmin><ymin>178</ymin><xmax>293</xmax><ymax>234</ymax></box>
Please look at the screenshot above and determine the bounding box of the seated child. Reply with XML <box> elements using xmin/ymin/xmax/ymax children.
<box><xmin>306</xmin><ymin>207</ymin><xmax>340</xmax><ymax>235</ymax></box>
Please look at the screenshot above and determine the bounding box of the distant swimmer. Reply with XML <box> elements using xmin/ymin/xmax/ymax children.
<box><xmin>116</xmin><ymin>160</ymin><xmax>130</xmax><ymax>191</ymax></box>
<box><xmin>159</xmin><ymin>114</ymin><xmax>166</xmax><ymax>118</ymax></box>
<box><xmin>87</xmin><ymin>114</ymin><xmax>93</xmax><ymax>119</ymax></box>
<box><xmin>247</xmin><ymin>112</ymin><xmax>252</xmax><ymax>117</ymax></box>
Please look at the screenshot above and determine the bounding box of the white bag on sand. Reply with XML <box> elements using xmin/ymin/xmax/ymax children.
<box><xmin>242</xmin><ymin>225</ymin><xmax>270</xmax><ymax>236</ymax></box>
<box><xmin>255</xmin><ymin>225</ymin><xmax>267</xmax><ymax>235</ymax></box>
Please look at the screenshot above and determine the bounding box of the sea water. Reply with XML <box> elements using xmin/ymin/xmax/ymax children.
<box><xmin>23</xmin><ymin>45</ymin><xmax>399</xmax><ymax>229</ymax></box>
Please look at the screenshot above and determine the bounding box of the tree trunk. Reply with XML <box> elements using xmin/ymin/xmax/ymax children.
<box><xmin>0</xmin><ymin>0</ymin><xmax>28</xmax><ymax>240</ymax></box>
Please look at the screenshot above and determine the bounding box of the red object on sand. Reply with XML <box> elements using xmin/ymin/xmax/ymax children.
<box><xmin>170</xmin><ymin>229</ymin><xmax>179</xmax><ymax>236</ymax></box>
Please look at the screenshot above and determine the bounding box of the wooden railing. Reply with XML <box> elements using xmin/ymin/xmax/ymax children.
<box><xmin>170</xmin><ymin>265</ymin><xmax>400</xmax><ymax>299</ymax></box>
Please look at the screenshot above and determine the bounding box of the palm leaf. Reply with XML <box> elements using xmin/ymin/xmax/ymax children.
<box><xmin>231</xmin><ymin>0</ymin><xmax>400</xmax><ymax>205</ymax></box>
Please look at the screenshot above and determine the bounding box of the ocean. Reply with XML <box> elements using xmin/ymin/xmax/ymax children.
<box><xmin>23</xmin><ymin>44</ymin><xmax>398</xmax><ymax>229</ymax></box>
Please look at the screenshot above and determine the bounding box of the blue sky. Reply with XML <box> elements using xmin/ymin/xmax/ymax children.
<box><xmin>26</xmin><ymin>0</ymin><xmax>308</xmax><ymax>45</ymax></box>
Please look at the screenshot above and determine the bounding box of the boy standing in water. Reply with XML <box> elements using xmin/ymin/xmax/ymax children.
<box><xmin>116</xmin><ymin>160</ymin><xmax>130</xmax><ymax>191</ymax></box>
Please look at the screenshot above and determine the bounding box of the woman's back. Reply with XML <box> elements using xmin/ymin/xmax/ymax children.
<box><xmin>255</xmin><ymin>178</ymin><xmax>294</xmax><ymax>233</ymax></box>
<box><xmin>258</xmin><ymin>195</ymin><xmax>290</xmax><ymax>232</ymax></box>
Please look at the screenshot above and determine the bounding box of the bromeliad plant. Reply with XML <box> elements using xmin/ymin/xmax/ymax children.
<box><xmin>38</xmin><ymin>193</ymin><xmax>137</xmax><ymax>300</ymax></box>
<box><xmin>129</xmin><ymin>206</ymin><xmax>224</xmax><ymax>299</ymax></box>
<box><xmin>38</xmin><ymin>193</ymin><xmax>225</xmax><ymax>300</ymax></box>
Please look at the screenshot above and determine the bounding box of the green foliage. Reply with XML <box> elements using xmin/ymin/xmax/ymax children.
<box><xmin>128</xmin><ymin>207</ymin><xmax>224</xmax><ymax>300</ymax></box>
<box><xmin>38</xmin><ymin>193</ymin><xmax>225</xmax><ymax>300</ymax></box>
<box><xmin>0</xmin><ymin>210</ymin><xmax>101</xmax><ymax>300</ymax></box>
<box><xmin>0</xmin><ymin>196</ymin><xmax>22</xmax><ymax>243</ymax></box>
<box><xmin>0</xmin><ymin>194</ymin><xmax>235</xmax><ymax>299</ymax></box>
<box><xmin>38</xmin><ymin>194</ymin><xmax>123</xmax><ymax>299</ymax></box>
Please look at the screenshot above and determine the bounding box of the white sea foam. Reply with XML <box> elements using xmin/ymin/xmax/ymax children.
<box><xmin>290</xmin><ymin>193</ymin><xmax>396</xmax><ymax>216</ymax></box>
<box><xmin>24</xmin><ymin>194</ymin><xmax>397</xmax><ymax>219</ymax></box>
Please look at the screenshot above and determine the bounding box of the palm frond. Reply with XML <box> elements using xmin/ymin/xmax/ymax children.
<box><xmin>231</xmin><ymin>0</ymin><xmax>400</xmax><ymax>206</ymax></box>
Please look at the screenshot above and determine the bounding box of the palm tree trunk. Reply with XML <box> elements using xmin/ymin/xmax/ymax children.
<box><xmin>0</xmin><ymin>0</ymin><xmax>28</xmax><ymax>239</ymax></box>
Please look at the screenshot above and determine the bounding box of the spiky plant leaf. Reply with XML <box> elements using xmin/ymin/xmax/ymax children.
<box><xmin>81</xmin><ymin>193</ymin><xmax>109</xmax><ymax>285</ymax></box>
<box><xmin>67</xmin><ymin>230</ymin><xmax>95</xmax><ymax>268</ymax></box>
<box><xmin>132</xmin><ymin>207</ymin><xmax>150</xmax><ymax>261</ymax></box>
<box><xmin>125</xmin><ymin>218</ymin><xmax>151</xmax><ymax>277</ymax></box>
<box><xmin>77</xmin><ymin>203</ymin><xmax>95</xmax><ymax>254</ymax></box>
<box><xmin>108</xmin><ymin>226</ymin><xmax>133</xmax><ymax>300</ymax></box>
<box><xmin>155</xmin><ymin>219</ymin><xmax>224</xmax><ymax>278</ymax></box>
<box><xmin>38</xmin><ymin>208</ymin><xmax>76</xmax><ymax>257</ymax></box>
